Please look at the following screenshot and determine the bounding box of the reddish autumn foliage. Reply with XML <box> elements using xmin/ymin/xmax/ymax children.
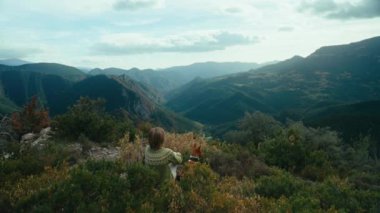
<box><xmin>11</xmin><ymin>96</ymin><xmax>50</xmax><ymax>135</ymax></box>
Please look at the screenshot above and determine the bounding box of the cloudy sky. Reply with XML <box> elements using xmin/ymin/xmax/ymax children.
<box><xmin>0</xmin><ymin>0</ymin><xmax>379</xmax><ymax>69</ymax></box>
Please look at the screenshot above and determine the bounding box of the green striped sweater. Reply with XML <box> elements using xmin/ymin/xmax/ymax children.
<box><xmin>144</xmin><ymin>146</ymin><xmax>182</xmax><ymax>182</ymax></box>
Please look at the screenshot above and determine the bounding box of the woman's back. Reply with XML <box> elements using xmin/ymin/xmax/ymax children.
<box><xmin>144</xmin><ymin>128</ymin><xmax>182</xmax><ymax>183</ymax></box>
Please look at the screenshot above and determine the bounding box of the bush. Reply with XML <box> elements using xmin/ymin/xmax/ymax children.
<box><xmin>255</xmin><ymin>170</ymin><xmax>304</xmax><ymax>199</ymax></box>
<box><xmin>0</xmin><ymin>142</ymin><xmax>77</xmax><ymax>186</ymax></box>
<box><xmin>0</xmin><ymin>165</ymin><xmax>69</xmax><ymax>209</ymax></box>
<box><xmin>260</xmin><ymin>134</ymin><xmax>307</xmax><ymax>173</ymax></box>
<box><xmin>53</xmin><ymin>97</ymin><xmax>133</xmax><ymax>143</ymax></box>
<box><xmin>209</xmin><ymin>149</ymin><xmax>271</xmax><ymax>179</ymax></box>
<box><xmin>224</xmin><ymin>111</ymin><xmax>282</xmax><ymax>145</ymax></box>
<box><xmin>179</xmin><ymin>163</ymin><xmax>218</xmax><ymax>200</ymax></box>
<box><xmin>316</xmin><ymin>177</ymin><xmax>360</xmax><ymax>212</ymax></box>
<box><xmin>15</xmin><ymin>161</ymin><xmax>159</xmax><ymax>212</ymax></box>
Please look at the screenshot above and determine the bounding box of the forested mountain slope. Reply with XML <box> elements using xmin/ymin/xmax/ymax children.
<box><xmin>166</xmin><ymin>36</ymin><xmax>380</xmax><ymax>126</ymax></box>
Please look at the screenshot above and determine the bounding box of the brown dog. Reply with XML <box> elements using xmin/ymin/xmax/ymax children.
<box><xmin>188</xmin><ymin>143</ymin><xmax>202</xmax><ymax>163</ymax></box>
<box><xmin>175</xmin><ymin>143</ymin><xmax>202</xmax><ymax>181</ymax></box>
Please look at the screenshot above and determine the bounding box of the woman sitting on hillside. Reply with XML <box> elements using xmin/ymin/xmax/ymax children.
<box><xmin>144</xmin><ymin>127</ymin><xmax>182</xmax><ymax>182</ymax></box>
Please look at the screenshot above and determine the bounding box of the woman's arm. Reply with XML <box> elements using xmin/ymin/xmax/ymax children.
<box><xmin>169</xmin><ymin>150</ymin><xmax>182</xmax><ymax>164</ymax></box>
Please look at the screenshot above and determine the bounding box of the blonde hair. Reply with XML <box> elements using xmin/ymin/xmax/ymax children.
<box><xmin>148</xmin><ymin>127</ymin><xmax>165</xmax><ymax>150</ymax></box>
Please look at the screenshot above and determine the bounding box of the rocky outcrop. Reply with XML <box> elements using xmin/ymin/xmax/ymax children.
<box><xmin>88</xmin><ymin>146</ymin><xmax>120</xmax><ymax>161</ymax></box>
<box><xmin>20</xmin><ymin>127</ymin><xmax>53</xmax><ymax>150</ymax></box>
<box><xmin>19</xmin><ymin>127</ymin><xmax>121</xmax><ymax>162</ymax></box>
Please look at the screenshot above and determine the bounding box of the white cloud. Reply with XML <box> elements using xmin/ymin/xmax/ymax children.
<box><xmin>113</xmin><ymin>0</ymin><xmax>165</xmax><ymax>11</ymax></box>
<box><xmin>113</xmin><ymin>18</ymin><xmax>161</xmax><ymax>27</ymax></box>
<box><xmin>299</xmin><ymin>0</ymin><xmax>380</xmax><ymax>19</ymax></box>
<box><xmin>92</xmin><ymin>31</ymin><xmax>258</xmax><ymax>55</ymax></box>
<box><xmin>278</xmin><ymin>26</ymin><xmax>294</xmax><ymax>32</ymax></box>
<box><xmin>0</xmin><ymin>0</ymin><xmax>115</xmax><ymax>17</ymax></box>
<box><xmin>1</xmin><ymin>0</ymin><xmax>379</xmax><ymax>69</ymax></box>
<box><xmin>222</xmin><ymin>6</ymin><xmax>245</xmax><ymax>15</ymax></box>
<box><xmin>0</xmin><ymin>47</ymin><xmax>42</xmax><ymax>59</ymax></box>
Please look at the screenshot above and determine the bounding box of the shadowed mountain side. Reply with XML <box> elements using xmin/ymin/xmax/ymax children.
<box><xmin>0</xmin><ymin>96</ymin><xmax>19</xmax><ymax>113</ymax></box>
<box><xmin>304</xmin><ymin>100</ymin><xmax>380</xmax><ymax>143</ymax></box>
<box><xmin>0</xmin><ymin>70</ymin><xmax>200</xmax><ymax>132</ymax></box>
<box><xmin>61</xmin><ymin>75</ymin><xmax>201</xmax><ymax>131</ymax></box>
<box><xmin>65</xmin><ymin>75</ymin><xmax>155</xmax><ymax>120</ymax></box>
<box><xmin>0</xmin><ymin>69</ymin><xmax>72</xmax><ymax>108</ymax></box>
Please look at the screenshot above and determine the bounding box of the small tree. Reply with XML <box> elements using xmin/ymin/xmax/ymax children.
<box><xmin>224</xmin><ymin>111</ymin><xmax>282</xmax><ymax>146</ymax></box>
<box><xmin>53</xmin><ymin>97</ymin><xmax>132</xmax><ymax>143</ymax></box>
<box><xmin>11</xmin><ymin>96</ymin><xmax>50</xmax><ymax>136</ymax></box>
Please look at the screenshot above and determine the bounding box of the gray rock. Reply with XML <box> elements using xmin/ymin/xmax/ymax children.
<box><xmin>20</xmin><ymin>127</ymin><xmax>54</xmax><ymax>151</ymax></box>
<box><xmin>40</xmin><ymin>127</ymin><xmax>52</xmax><ymax>136</ymax></box>
<box><xmin>88</xmin><ymin>146</ymin><xmax>120</xmax><ymax>161</ymax></box>
<box><xmin>67</xmin><ymin>143</ymin><xmax>83</xmax><ymax>153</ymax></box>
<box><xmin>21</xmin><ymin>133</ymin><xmax>38</xmax><ymax>144</ymax></box>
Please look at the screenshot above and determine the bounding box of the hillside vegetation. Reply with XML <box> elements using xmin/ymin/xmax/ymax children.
<box><xmin>0</xmin><ymin>108</ymin><xmax>379</xmax><ymax>212</ymax></box>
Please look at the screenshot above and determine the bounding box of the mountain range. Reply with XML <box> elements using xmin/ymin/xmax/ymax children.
<box><xmin>0</xmin><ymin>64</ymin><xmax>200</xmax><ymax>131</ymax></box>
<box><xmin>166</xmin><ymin>36</ymin><xmax>380</xmax><ymax>138</ymax></box>
<box><xmin>1</xmin><ymin>36</ymin><xmax>380</xmax><ymax>139</ymax></box>
<box><xmin>90</xmin><ymin>62</ymin><xmax>270</xmax><ymax>94</ymax></box>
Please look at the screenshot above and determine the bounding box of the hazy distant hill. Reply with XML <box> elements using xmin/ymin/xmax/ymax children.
<box><xmin>90</xmin><ymin>62</ymin><xmax>265</xmax><ymax>94</ymax></box>
<box><xmin>19</xmin><ymin>63</ymin><xmax>87</xmax><ymax>81</ymax></box>
<box><xmin>166</xmin><ymin>36</ymin><xmax>380</xmax><ymax>126</ymax></box>
<box><xmin>0</xmin><ymin>58</ymin><xmax>31</xmax><ymax>66</ymax></box>
<box><xmin>0</xmin><ymin>63</ymin><xmax>87</xmax><ymax>82</ymax></box>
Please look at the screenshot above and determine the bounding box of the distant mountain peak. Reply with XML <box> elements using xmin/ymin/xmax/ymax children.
<box><xmin>0</xmin><ymin>58</ymin><xmax>32</xmax><ymax>66</ymax></box>
<box><xmin>129</xmin><ymin>67</ymin><xmax>140</xmax><ymax>72</ymax></box>
<box><xmin>289</xmin><ymin>55</ymin><xmax>304</xmax><ymax>61</ymax></box>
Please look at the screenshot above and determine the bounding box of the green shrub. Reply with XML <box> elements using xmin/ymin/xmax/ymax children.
<box><xmin>260</xmin><ymin>135</ymin><xmax>307</xmax><ymax>172</ymax></box>
<box><xmin>53</xmin><ymin>97</ymin><xmax>132</xmax><ymax>143</ymax></box>
<box><xmin>209</xmin><ymin>149</ymin><xmax>271</xmax><ymax>179</ymax></box>
<box><xmin>224</xmin><ymin>111</ymin><xmax>282</xmax><ymax>145</ymax></box>
<box><xmin>316</xmin><ymin>177</ymin><xmax>361</xmax><ymax>212</ymax></box>
<box><xmin>15</xmin><ymin>161</ymin><xmax>159</xmax><ymax>212</ymax></box>
<box><xmin>255</xmin><ymin>170</ymin><xmax>304</xmax><ymax>198</ymax></box>
<box><xmin>0</xmin><ymin>142</ymin><xmax>77</xmax><ymax>186</ymax></box>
